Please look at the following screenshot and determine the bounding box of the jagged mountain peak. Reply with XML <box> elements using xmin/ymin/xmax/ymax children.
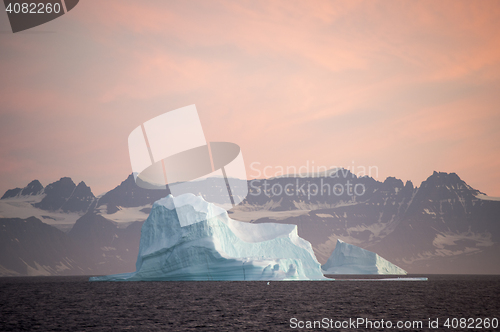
<box><xmin>426</xmin><ymin>171</ymin><xmax>462</xmax><ymax>184</ymax></box>
<box><xmin>1</xmin><ymin>180</ymin><xmax>44</xmax><ymax>199</ymax></box>
<box><xmin>61</xmin><ymin>181</ymin><xmax>95</xmax><ymax>213</ymax></box>
<box><xmin>20</xmin><ymin>180</ymin><xmax>44</xmax><ymax>196</ymax></box>
<box><xmin>420</xmin><ymin>171</ymin><xmax>479</xmax><ymax>195</ymax></box>
<box><xmin>381</xmin><ymin>176</ymin><xmax>404</xmax><ymax>190</ymax></box>
<box><xmin>401</xmin><ymin>171</ymin><xmax>485</xmax><ymax>222</ymax></box>
<box><xmin>383</xmin><ymin>176</ymin><xmax>403</xmax><ymax>185</ymax></box>
<box><xmin>74</xmin><ymin>181</ymin><xmax>93</xmax><ymax>194</ymax></box>
<box><xmin>1</xmin><ymin>187</ymin><xmax>22</xmax><ymax>199</ymax></box>
<box><xmin>31</xmin><ymin>177</ymin><xmax>97</xmax><ymax>213</ymax></box>
<box><xmin>333</xmin><ymin>168</ymin><xmax>357</xmax><ymax>179</ymax></box>
<box><xmin>45</xmin><ymin>177</ymin><xmax>76</xmax><ymax>193</ymax></box>
<box><xmin>97</xmin><ymin>173</ymin><xmax>169</xmax><ymax>214</ymax></box>
<box><xmin>34</xmin><ymin>177</ymin><xmax>77</xmax><ymax>211</ymax></box>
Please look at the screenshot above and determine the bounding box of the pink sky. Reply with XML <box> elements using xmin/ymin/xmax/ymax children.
<box><xmin>0</xmin><ymin>0</ymin><xmax>499</xmax><ymax>196</ymax></box>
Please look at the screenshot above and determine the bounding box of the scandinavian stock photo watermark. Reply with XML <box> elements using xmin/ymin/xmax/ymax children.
<box><xmin>248</xmin><ymin>161</ymin><xmax>379</xmax><ymax>200</ymax></box>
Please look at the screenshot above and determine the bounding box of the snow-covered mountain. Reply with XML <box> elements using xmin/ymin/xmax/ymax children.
<box><xmin>1</xmin><ymin>180</ymin><xmax>44</xmax><ymax>198</ymax></box>
<box><xmin>1</xmin><ymin>170</ymin><xmax>499</xmax><ymax>275</ymax></box>
<box><xmin>2</xmin><ymin>177</ymin><xmax>95</xmax><ymax>213</ymax></box>
<box><xmin>253</xmin><ymin>171</ymin><xmax>500</xmax><ymax>274</ymax></box>
<box><xmin>0</xmin><ymin>178</ymin><xmax>95</xmax><ymax>232</ymax></box>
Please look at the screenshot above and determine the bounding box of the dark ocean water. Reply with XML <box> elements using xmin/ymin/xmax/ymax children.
<box><xmin>0</xmin><ymin>275</ymin><xmax>499</xmax><ymax>331</ymax></box>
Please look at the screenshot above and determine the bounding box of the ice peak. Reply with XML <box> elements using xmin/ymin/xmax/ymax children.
<box><xmin>154</xmin><ymin>193</ymin><xmax>227</xmax><ymax>227</ymax></box>
<box><xmin>155</xmin><ymin>193</ymin><xmax>205</xmax><ymax>210</ymax></box>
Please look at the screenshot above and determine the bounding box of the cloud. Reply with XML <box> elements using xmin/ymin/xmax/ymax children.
<box><xmin>0</xmin><ymin>0</ymin><xmax>499</xmax><ymax>196</ymax></box>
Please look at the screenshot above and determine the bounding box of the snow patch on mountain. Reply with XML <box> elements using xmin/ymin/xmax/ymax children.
<box><xmin>96</xmin><ymin>204</ymin><xmax>151</xmax><ymax>226</ymax></box>
<box><xmin>475</xmin><ymin>194</ymin><xmax>500</xmax><ymax>201</ymax></box>
<box><xmin>433</xmin><ymin>232</ymin><xmax>493</xmax><ymax>249</ymax></box>
<box><xmin>0</xmin><ymin>195</ymin><xmax>82</xmax><ymax>232</ymax></box>
<box><xmin>316</xmin><ymin>213</ymin><xmax>334</xmax><ymax>219</ymax></box>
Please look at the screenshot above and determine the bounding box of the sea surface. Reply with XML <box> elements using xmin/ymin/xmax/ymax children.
<box><xmin>0</xmin><ymin>275</ymin><xmax>499</xmax><ymax>331</ymax></box>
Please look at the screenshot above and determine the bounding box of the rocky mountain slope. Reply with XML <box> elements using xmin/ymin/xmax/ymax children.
<box><xmin>0</xmin><ymin>170</ymin><xmax>499</xmax><ymax>275</ymax></box>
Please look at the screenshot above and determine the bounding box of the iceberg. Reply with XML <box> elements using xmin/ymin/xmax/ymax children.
<box><xmin>90</xmin><ymin>194</ymin><xmax>326</xmax><ymax>281</ymax></box>
<box><xmin>322</xmin><ymin>239</ymin><xmax>407</xmax><ymax>275</ymax></box>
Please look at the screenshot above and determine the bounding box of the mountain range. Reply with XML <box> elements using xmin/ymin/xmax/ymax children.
<box><xmin>0</xmin><ymin>170</ymin><xmax>499</xmax><ymax>276</ymax></box>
